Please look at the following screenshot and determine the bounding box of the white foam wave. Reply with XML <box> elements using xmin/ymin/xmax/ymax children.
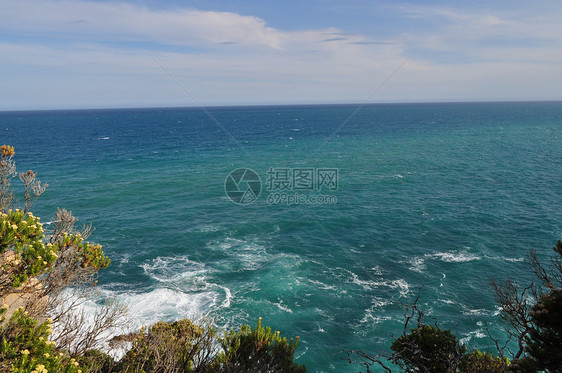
<box><xmin>427</xmin><ymin>251</ymin><xmax>481</xmax><ymax>263</ymax></box>
<box><xmin>125</xmin><ymin>287</ymin><xmax>226</xmax><ymax>322</ymax></box>
<box><xmin>351</xmin><ymin>273</ymin><xmax>410</xmax><ymax>297</ymax></box>
<box><xmin>314</xmin><ymin>307</ymin><xmax>335</xmax><ymax>321</ymax></box>
<box><xmin>307</xmin><ymin>279</ymin><xmax>337</xmax><ymax>291</ymax></box>
<box><xmin>207</xmin><ymin>236</ymin><xmax>271</xmax><ymax>271</ymax></box>
<box><xmin>51</xmin><ymin>255</ymin><xmax>234</xmax><ymax>358</ymax></box>
<box><xmin>221</xmin><ymin>286</ymin><xmax>232</xmax><ymax>308</ymax></box>
<box><xmin>274</xmin><ymin>299</ymin><xmax>293</xmax><ymax>313</ymax></box>
<box><xmin>407</xmin><ymin>257</ymin><xmax>426</xmax><ymax>273</ymax></box>
<box><xmin>439</xmin><ymin>298</ymin><xmax>455</xmax><ymax>304</ymax></box>
<box><xmin>51</xmin><ymin>285</ymin><xmax>228</xmax><ymax>360</ymax></box>
<box><xmin>139</xmin><ymin>255</ymin><xmax>231</xmax><ymax>311</ymax></box>
<box><xmin>502</xmin><ymin>257</ymin><xmax>524</xmax><ymax>262</ymax></box>
<box><xmin>370</xmin><ymin>265</ymin><xmax>383</xmax><ymax>275</ymax></box>
<box><xmin>370</xmin><ymin>297</ymin><xmax>391</xmax><ymax>308</ymax></box>
<box><xmin>459</xmin><ymin>328</ymin><xmax>487</xmax><ymax>345</ymax></box>
<box><xmin>359</xmin><ymin>305</ymin><xmax>393</xmax><ymax>325</ymax></box>
<box><xmin>189</xmin><ymin>224</ymin><xmax>221</xmax><ymax>233</ymax></box>
<box><xmin>461</xmin><ymin>308</ymin><xmax>488</xmax><ymax>316</ymax></box>
<box><xmin>141</xmin><ymin>256</ymin><xmax>207</xmax><ymax>283</ymax></box>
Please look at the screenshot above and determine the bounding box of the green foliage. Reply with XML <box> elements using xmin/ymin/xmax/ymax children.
<box><xmin>459</xmin><ymin>350</ymin><xmax>509</xmax><ymax>373</ymax></box>
<box><xmin>390</xmin><ymin>325</ymin><xmax>465</xmax><ymax>373</ymax></box>
<box><xmin>526</xmin><ymin>289</ymin><xmax>562</xmax><ymax>372</ymax></box>
<box><xmin>0</xmin><ymin>210</ymin><xmax>56</xmax><ymax>288</ymax></box>
<box><xmin>214</xmin><ymin>317</ymin><xmax>306</xmax><ymax>373</ymax></box>
<box><xmin>59</xmin><ymin>233</ymin><xmax>110</xmax><ymax>270</ymax></box>
<box><xmin>117</xmin><ymin>319</ymin><xmax>209</xmax><ymax>373</ymax></box>
<box><xmin>507</xmin><ymin>357</ymin><xmax>538</xmax><ymax>373</ymax></box>
<box><xmin>77</xmin><ymin>349</ymin><xmax>115</xmax><ymax>373</ymax></box>
<box><xmin>0</xmin><ymin>210</ymin><xmax>109</xmax><ymax>290</ymax></box>
<box><xmin>0</xmin><ymin>308</ymin><xmax>83</xmax><ymax>373</ymax></box>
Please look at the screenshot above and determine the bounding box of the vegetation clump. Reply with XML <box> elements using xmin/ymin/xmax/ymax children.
<box><xmin>391</xmin><ymin>324</ymin><xmax>465</xmax><ymax>373</ymax></box>
<box><xmin>213</xmin><ymin>317</ymin><xmax>306</xmax><ymax>372</ymax></box>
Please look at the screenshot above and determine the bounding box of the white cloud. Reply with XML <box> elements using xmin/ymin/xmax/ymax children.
<box><xmin>1</xmin><ymin>0</ymin><xmax>285</xmax><ymax>49</ymax></box>
<box><xmin>396</xmin><ymin>4</ymin><xmax>562</xmax><ymax>63</ymax></box>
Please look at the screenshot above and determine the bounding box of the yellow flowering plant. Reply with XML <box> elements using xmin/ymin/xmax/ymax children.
<box><xmin>1</xmin><ymin>309</ymin><xmax>83</xmax><ymax>373</ymax></box>
<box><xmin>1</xmin><ymin>210</ymin><xmax>56</xmax><ymax>288</ymax></box>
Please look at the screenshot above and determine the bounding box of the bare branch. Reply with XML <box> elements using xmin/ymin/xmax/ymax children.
<box><xmin>338</xmin><ymin>349</ymin><xmax>392</xmax><ymax>373</ymax></box>
<box><xmin>19</xmin><ymin>170</ymin><xmax>48</xmax><ymax>213</ymax></box>
<box><xmin>0</xmin><ymin>151</ymin><xmax>17</xmax><ymax>212</ymax></box>
<box><xmin>490</xmin><ymin>279</ymin><xmax>534</xmax><ymax>358</ymax></box>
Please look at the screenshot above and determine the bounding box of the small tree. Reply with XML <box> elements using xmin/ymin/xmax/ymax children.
<box><xmin>459</xmin><ymin>350</ymin><xmax>509</xmax><ymax>373</ymax></box>
<box><xmin>391</xmin><ymin>325</ymin><xmax>465</xmax><ymax>373</ymax></box>
<box><xmin>213</xmin><ymin>317</ymin><xmax>306</xmax><ymax>372</ymax></box>
<box><xmin>526</xmin><ymin>289</ymin><xmax>562</xmax><ymax>372</ymax></box>
<box><xmin>493</xmin><ymin>240</ymin><xmax>562</xmax><ymax>369</ymax></box>
<box><xmin>0</xmin><ymin>308</ymin><xmax>84</xmax><ymax>373</ymax></box>
<box><xmin>116</xmin><ymin>318</ymin><xmax>216</xmax><ymax>373</ymax></box>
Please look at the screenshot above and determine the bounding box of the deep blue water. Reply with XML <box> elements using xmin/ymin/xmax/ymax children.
<box><xmin>1</xmin><ymin>102</ymin><xmax>561</xmax><ymax>372</ymax></box>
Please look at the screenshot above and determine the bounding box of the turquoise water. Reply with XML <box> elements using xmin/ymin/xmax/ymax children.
<box><xmin>1</xmin><ymin>102</ymin><xmax>561</xmax><ymax>371</ymax></box>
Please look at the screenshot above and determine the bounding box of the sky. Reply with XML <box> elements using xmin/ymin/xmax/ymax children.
<box><xmin>1</xmin><ymin>0</ymin><xmax>562</xmax><ymax>110</ymax></box>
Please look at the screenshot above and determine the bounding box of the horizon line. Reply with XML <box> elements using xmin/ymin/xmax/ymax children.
<box><xmin>1</xmin><ymin>99</ymin><xmax>562</xmax><ymax>114</ymax></box>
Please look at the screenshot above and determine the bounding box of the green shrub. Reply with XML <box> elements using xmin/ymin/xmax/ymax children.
<box><xmin>117</xmin><ymin>318</ymin><xmax>214</xmax><ymax>373</ymax></box>
<box><xmin>507</xmin><ymin>357</ymin><xmax>538</xmax><ymax>373</ymax></box>
<box><xmin>0</xmin><ymin>210</ymin><xmax>55</xmax><ymax>288</ymax></box>
<box><xmin>213</xmin><ymin>317</ymin><xmax>306</xmax><ymax>373</ymax></box>
<box><xmin>390</xmin><ymin>325</ymin><xmax>465</xmax><ymax>373</ymax></box>
<box><xmin>459</xmin><ymin>350</ymin><xmax>509</xmax><ymax>373</ymax></box>
<box><xmin>526</xmin><ymin>289</ymin><xmax>562</xmax><ymax>372</ymax></box>
<box><xmin>78</xmin><ymin>349</ymin><xmax>115</xmax><ymax>373</ymax></box>
<box><xmin>0</xmin><ymin>308</ymin><xmax>83</xmax><ymax>373</ymax></box>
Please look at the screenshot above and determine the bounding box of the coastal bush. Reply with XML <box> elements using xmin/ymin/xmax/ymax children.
<box><xmin>116</xmin><ymin>318</ymin><xmax>215</xmax><ymax>373</ymax></box>
<box><xmin>492</xmin><ymin>240</ymin><xmax>562</xmax><ymax>371</ymax></box>
<box><xmin>506</xmin><ymin>357</ymin><xmax>537</xmax><ymax>373</ymax></box>
<box><xmin>390</xmin><ymin>325</ymin><xmax>465</xmax><ymax>373</ymax></box>
<box><xmin>77</xmin><ymin>349</ymin><xmax>115</xmax><ymax>373</ymax></box>
<box><xmin>0</xmin><ymin>308</ymin><xmax>83</xmax><ymax>373</ymax></box>
<box><xmin>1</xmin><ymin>209</ymin><xmax>57</xmax><ymax>289</ymax></box>
<box><xmin>523</xmin><ymin>241</ymin><xmax>562</xmax><ymax>372</ymax></box>
<box><xmin>526</xmin><ymin>289</ymin><xmax>562</xmax><ymax>372</ymax></box>
<box><xmin>458</xmin><ymin>350</ymin><xmax>509</xmax><ymax>373</ymax></box>
<box><xmin>213</xmin><ymin>317</ymin><xmax>306</xmax><ymax>372</ymax></box>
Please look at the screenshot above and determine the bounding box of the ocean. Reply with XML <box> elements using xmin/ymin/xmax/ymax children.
<box><xmin>1</xmin><ymin>102</ymin><xmax>561</xmax><ymax>372</ymax></box>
